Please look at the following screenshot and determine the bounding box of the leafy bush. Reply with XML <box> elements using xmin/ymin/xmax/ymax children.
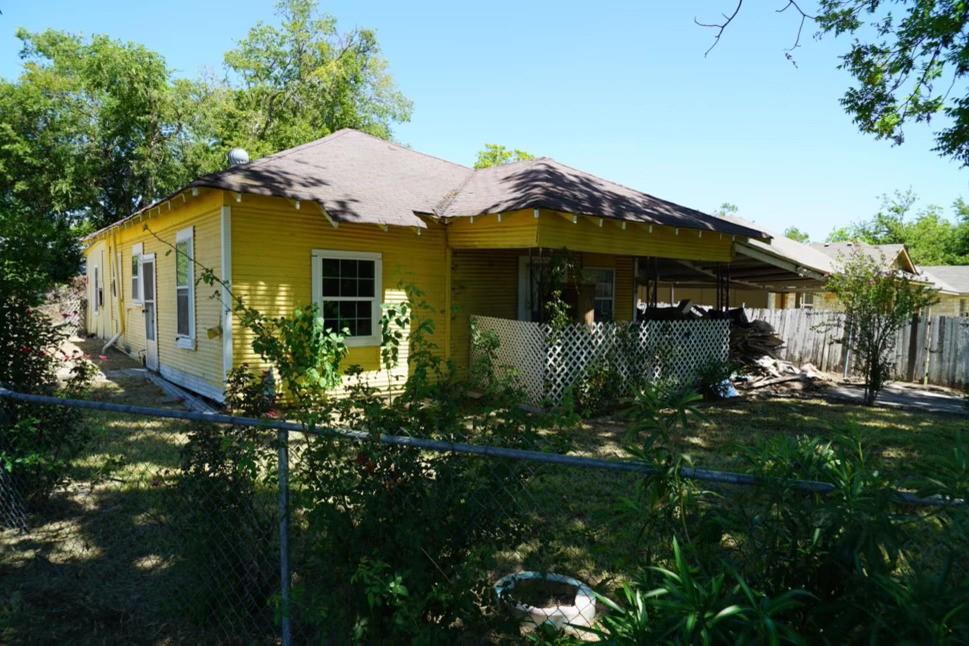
<box><xmin>0</xmin><ymin>295</ymin><xmax>94</xmax><ymax>503</ymax></box>
<box><xmin>289</xmin><ymin>295</ymin><xmax>540</xmax><ymax>642</ymax></box>
<box><xmin>694</xmin><ymin>357</ymin><xmax>735</xmax><ymax>401</ymax></box>
<box><xmin>173</xmin><ymin>365</ymin><xmax>278</xmax><ymax>630</ymax></box>
<box><xmin>597</xmin><ymin>391</ymin><xmax>969</xmax><ymax>644</ymax></box>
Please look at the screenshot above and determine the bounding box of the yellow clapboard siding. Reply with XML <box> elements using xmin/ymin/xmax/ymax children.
<box><xmin>449</xmin><ymin>249</ymin><xmax>521</xmax><ymax>373</ymax></box>
<box><xmin>446</xmin><ymin>210</ymin><xmax>539</xmax><ymax>249</ymax></box>
<box><xmin>537</xmin><ymin>212</ymin><xmax>735</xmax><ymax>261</ymax></box>
<box><xmin>82</xmin><ymin>189</ymin><xmax>226</xmax><ymax>397</ymax></box>
<box><xmin>230</xmin><ymin>195</ymin><xmax>449</xmax><ymax>393</ymax></box>
<box><xmin>447</xmin><ymin>210</ymin><xmax>736</xmax><ymax>262</ymax></box>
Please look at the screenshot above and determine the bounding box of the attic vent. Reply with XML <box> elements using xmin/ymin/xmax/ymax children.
<box><xmin>227</xmin><ymin>148</ymin><xmax>250</xmax><ymax>166</ymax></box>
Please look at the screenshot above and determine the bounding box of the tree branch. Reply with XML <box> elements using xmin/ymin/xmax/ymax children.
<box><xmin>695</xmin><ymin>0</ymin><xmax>743</xmax><ymax>57</ymax></box>
<box><xmin>776</xmin><ymin>1</ymin><xmax>815</xmax><ymax>54</ymax></box>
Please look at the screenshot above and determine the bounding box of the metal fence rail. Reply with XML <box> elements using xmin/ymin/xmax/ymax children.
<box><xmin>0</xmin><ymin>387</ymin><xmax>960</xmax><ymax>643</ymax></box>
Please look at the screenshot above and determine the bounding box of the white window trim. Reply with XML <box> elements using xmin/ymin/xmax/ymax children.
<box><xmin>311</xmin><ymin>249</ymin><xmax>383</xmax><ymax>347</ymax></box>
<box><xmin>586</xmin><ymin>266</ymin><xmax>616</xmax><ymax>321</ymax></box>
<box><xmin>175</xmin><ymin>227</ymin><xmax>196</xmax><ymax>350</ymax></box>
<box><xmin>131</xmin><ymin>243</ymin><xmax>143</xmax><ymax>304</ymax></box>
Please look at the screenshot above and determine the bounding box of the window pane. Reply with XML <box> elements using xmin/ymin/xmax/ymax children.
<box><xmin>144</xmin><ymin>302</ymin><xmax>155</xmax><ymax>341</ymax></box>
<box><xmin>321</xmin><ymin>258</ymin><xmax>339</xmax><ymax>278</ymax></box>
<box><xmin>341</xmin><ymin>259</ymin><xmax>358</xmax><ymax>279</ymax></box>
<box><xmin>356</xmin><ymin>317</ymin><xmax>372</xmax><ymax>336</ymax></box>
<box><xmin>322</xmin><ymin>278</ymin><xmax>340</xmax><ymax>298</ymax></box>
<box><xmin>142</xmin><ymin>262</ymin><xmax>154</xmax><ymax>300</ymax></box>
<box><xmin>339</xmin><ymin>301</ymin><xmax>356</xmax><ymax>318</ymax></box>
<box><xmin>177</xmin><ymin>288</ymin><xmax>190</xmax><ymax>336</ymax></box>
<box><xmin>358</xmin><ymin>261</ymin><xmax>374</xmax><ymax>278</ymax></box>
<box><xmin>340</xmin><ymin>278</ymin><xmax>358</xmax><ymax>297</ymax></box>
<box><xmin>358</xmin><ymin>278</ymin><xmax>374</xmax><ymax>298</ymax></box>
<box><xmin>594</xmin><ymin>299</ymin><xmax>614</xmax><ymax>322</ymax></box>
<box><xmin>176</xmin><ymin>240</ymin><xmax>190</xmax><ymax>286</ymax></box>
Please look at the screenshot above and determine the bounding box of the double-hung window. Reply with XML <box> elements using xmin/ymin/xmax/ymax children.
<box><xmin>586</xmin><ymin>268</ymin><xmax>615</xmax><ymax>322</ymax></box>
<box><xmin>175</xmin><ymin>228</ymin><xmax>195</xmax><ymax>348</ymax></box>
<box><xmin>131</xmin><ymin>243</ymin><xmax>143</xmax><ymax>303</ymax></box>
<box><xmin>311</xmin><ymin>250</ymin><xmax>382</xmax><ymax>347</ymax></box>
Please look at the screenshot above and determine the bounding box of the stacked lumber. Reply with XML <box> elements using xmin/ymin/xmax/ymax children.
<box><xmin>730</xmin><ymin>319</ymin><xmax>785</xmax><ymax>363</ymax></box>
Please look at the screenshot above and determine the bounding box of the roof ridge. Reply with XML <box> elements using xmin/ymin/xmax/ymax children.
<box><xmin>343</xmin><ymin>128</ymin><xmax>473</xmax><ymax>171</ymax></box>
<box><xmin>434</xmin><ymin>166</ymin><xmax>479</xmax><ymax>215</ymax></box>
<box><xmin>539</xmin><ymin>156</ymin><xmax>731</xmax><ymax>225</ymax></box>
<box><xmin>241</xmin><ymin>128</ymin><xmax>353</xmax><ymax>169</ymax></box>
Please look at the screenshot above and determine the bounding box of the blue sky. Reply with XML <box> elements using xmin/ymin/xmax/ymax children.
<box><xmin>1</xmin><ymin>0</ymin><xmax>965</xmax><ymax>239</ymax></box>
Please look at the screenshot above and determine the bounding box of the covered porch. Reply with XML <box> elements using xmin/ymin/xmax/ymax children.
<box><xmin>444</xmin><ymin>208</ymin><xmax>749</xmax><ymax>395</ymax></box>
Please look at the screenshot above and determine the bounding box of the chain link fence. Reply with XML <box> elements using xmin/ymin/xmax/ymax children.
<box><xmin>0</xmin><ymin>387</ymin><xmax>965</xmax><ymax>643</ymax></box>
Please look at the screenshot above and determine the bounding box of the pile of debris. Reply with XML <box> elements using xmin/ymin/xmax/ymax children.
<box><xmin>729</xmin><ymin>318</ymin><xmax>784</xmax><ymax>364</ymax></box>
<box><xmin>639</xmin><ymin>302</ymin><xmax>829</xmax><ymax>395</ymax></box>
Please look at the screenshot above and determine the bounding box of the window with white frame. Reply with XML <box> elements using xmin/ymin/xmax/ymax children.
<box><xmin>801</xmin><ymin>292</ymin><xmax>815</xmax><ymax>309</ymax></box>
<box><xmin>586</xmin><ymin>268</ymin><xmax>615</xmax><ymax>322</ymax></box>
<box><xmin>175</xmin><ymin>228</ymin><xmax>195</xmax><ymax>347</ymax></box>
<box><xmin>131</xmin><ymin>243</ymin><xmax>143</xmax><ymax>303</ymax></box>
<box><xmin>311</xmin><ymin>250</ymin><xmax>382</xmax><ymax>346</ymax></box>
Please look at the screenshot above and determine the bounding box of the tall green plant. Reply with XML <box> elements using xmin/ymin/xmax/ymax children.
<box><xmin>826</xmin><ymin>250</ymin><xmax>937</xmax><ymax>404</ymax></box>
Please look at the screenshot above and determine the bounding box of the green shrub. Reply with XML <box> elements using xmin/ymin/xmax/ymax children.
<box><xmin>173</xmin><ymin>365</ymin><xmax>278</xmax><ymax>631</ymax></box>
<box><xmin>0</xmin><ymin>295</ymin><xmax>94</xmax><ymax>504</ymax></box>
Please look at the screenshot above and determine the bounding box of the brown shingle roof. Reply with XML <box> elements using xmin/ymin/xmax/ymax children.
<box><xmin>94</xmin><ymin>128</ymin><xmax>768</xmax><ymax>239</ymax></box>
<box><xmin>437</xmin><ymin>157</ymin><xmax>767</xmax><ymax>239</ymax></box>
<box><xmin>189</xmin><ymin>129</ymin><xmax>473</xmax><ymax>228</ymax></box>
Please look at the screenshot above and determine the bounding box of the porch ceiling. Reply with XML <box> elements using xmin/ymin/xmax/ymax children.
<box><xmin>645</xmin><ymin>254</ymin><xmax>828</xmax><ymax>291</ymax></box>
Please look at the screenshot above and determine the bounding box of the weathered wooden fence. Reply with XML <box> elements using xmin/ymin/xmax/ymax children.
<box><xmin>745</xmin><ymin>308</ymin><xmax>969</xmax><ymax>388</ymax></box>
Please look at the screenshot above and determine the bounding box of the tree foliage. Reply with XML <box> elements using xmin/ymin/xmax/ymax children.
<box><xmin>702</xmin><ymin>1</ymin><xmax>969</xmax><ymax>165</ymax></box>
<box><xmin>0</xmin><ymin>0</ymin><xmax>410</xmax><ymax>233</ymax></box>
<box><xmin>473</xmin><ymin>143</ymin><xmax>535</xmax><ymax>169</ymax></box>
<box><xmin>784</xmin><ymin>226</ymin><xmax>810</xmax><ymax>243</ymax></box>
<box><xmin>210</xmin><ymin>0</ymin><xmax>412</xmax><ymax>162</ymax></box>
<box><xmin>826</xmin><ymin>189</ymin><xmax>969</xmax><ymax>264</ymax></box>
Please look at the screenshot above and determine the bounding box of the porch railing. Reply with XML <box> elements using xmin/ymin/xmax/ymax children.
<box><xmin>471</xmin><ymin>316</ymin><xmax>730</xmax><ymax>405</ymax></box>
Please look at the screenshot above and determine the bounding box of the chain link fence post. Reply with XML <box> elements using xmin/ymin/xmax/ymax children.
<box><xmin>277</xmin><ymin>428</ymin><xmax>292</xmax><ymax>645</ymax></box>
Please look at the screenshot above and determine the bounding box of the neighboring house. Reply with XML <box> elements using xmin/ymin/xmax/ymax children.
<box><xmin>765</xmin><ymin>242</ymin><xmax>921</xmax><ymax>311</ymax></box>
<box><xmin>920</xmin><ymin>266</ymin><xmax>969</xmax><ymax>316</ymax></box>
<box><xmin>84</xmin><ymin>128</ymin><xmax>773</xmax><ymax>402</ymax></box>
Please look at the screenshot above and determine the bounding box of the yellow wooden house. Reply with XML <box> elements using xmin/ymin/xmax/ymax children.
<box><xmin>84</xmin><ymin>129</ymin><xmax>770</xmax><ymax>402</ymax></box>
<box><xmin>920</xmin><ymin>266</ymin><xmax>969</xmax><ymax>316</ymax></box>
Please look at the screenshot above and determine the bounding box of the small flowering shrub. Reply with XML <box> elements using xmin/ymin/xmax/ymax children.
<box><xmin>0</xmin><ymin>294</ymin><xmax>95</xmax><ymax>503</ymax></box>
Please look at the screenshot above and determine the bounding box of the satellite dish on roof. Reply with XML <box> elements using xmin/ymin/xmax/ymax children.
<box><xmin>227</xmin><ymin>148</ymin><xmax>250</xmax><ymax>166</ymax></box>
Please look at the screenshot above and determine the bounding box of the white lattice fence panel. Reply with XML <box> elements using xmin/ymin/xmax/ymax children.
<box><xmin>544</xmin><ymin>322</ymin><xmax>641</xmax><ymax>404</ymax></box>
<box><xmin>471</xmin><ymin>316</ymin><xmax>547</xmax><ymax>403</ymax></box>
<box><xmin>472</xmin><ymin>316</ymin><xmax>730</xmax><ymax>406</ymax></box>
<box><xmin>641</xmin><ymin>320</ymin><xmax>730</xmax><ymax>386</ymax></box>
<box><xmin>544</xmin><ymin>319</ymin><xmax>730</xmax><ymax>405</ymax></box>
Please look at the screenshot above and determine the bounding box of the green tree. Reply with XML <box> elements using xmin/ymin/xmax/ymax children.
<box><xmin>700</xmin><ymin>2</ymin><xmax>969</xmax><ymax>165</ymax></box>
<box><xmin>827</xmin><ymin>250</ymin><xmax>937</xmax><ymax>405</ymax></box>
<box><xmin>210</xmin><ymin>0</ymin><xmax>413</xmax><ymax>162</ymax></box>
<box><xmin>0</xmin><ymin>0</ymin><xmax>411</xmax><ymax>231</ymax></box>
<box><xmin>784</xmin><ymin>226</ymin><xmax>810</xmax><ymax>243</ymax></box>
<box><xmin>473</xmin><ymin>143</ymin><xmax>535</xmax><ymax>169</ymax></box>
<box><xmin>825</xmin><ymin>190</ymin><xmax>969</xmax><ymax>264</ymax></box>
<box><xmin>0</xmin><ymin>29</ymin><xmax>196</xmax><ymax>230</ymax></box>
